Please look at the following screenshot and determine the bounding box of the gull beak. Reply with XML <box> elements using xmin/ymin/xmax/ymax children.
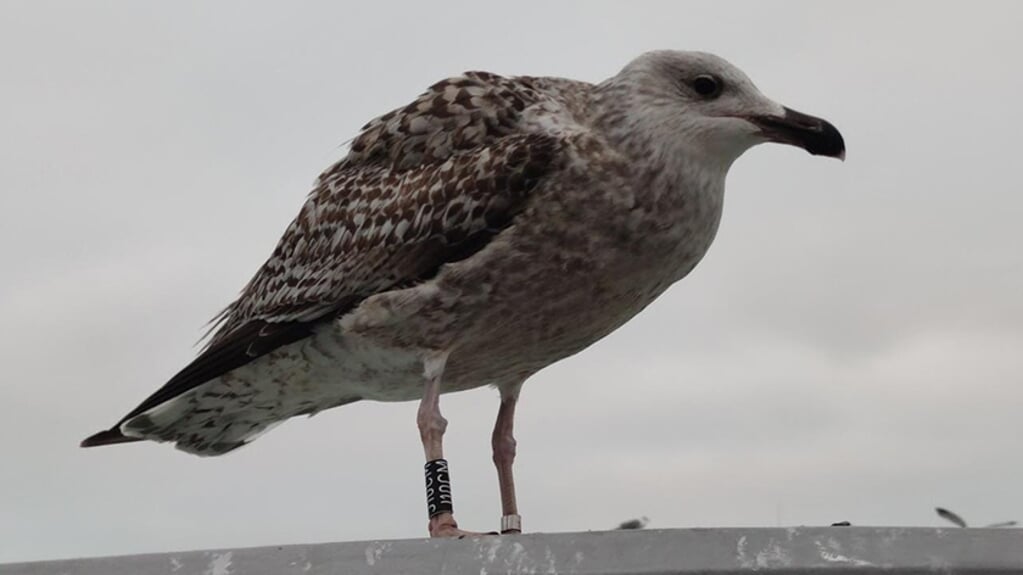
<box><xmin>749</xmin><ymin>107</ymin><xmax>846</xmax><ymax>160</ymax></box>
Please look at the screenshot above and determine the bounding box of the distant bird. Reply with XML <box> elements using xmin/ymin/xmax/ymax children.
<box><xmin>81</xmin><ymin>50</ymin><xmax>844</xmax><ymax>537</ymax></box>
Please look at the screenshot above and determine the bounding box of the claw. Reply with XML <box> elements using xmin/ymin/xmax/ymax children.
<box><xmin>428</xmin><ymin>512</ymin><xmax>491</xmax><ymax>538</ymax></box>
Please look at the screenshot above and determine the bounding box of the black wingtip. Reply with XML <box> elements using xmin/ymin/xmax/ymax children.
<box><xmin>80</xmin><ymin>427</ymin><xmax>143</xmax><ymax>448</ymax></box>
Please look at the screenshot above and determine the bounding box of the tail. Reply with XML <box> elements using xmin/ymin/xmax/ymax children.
<box><xmin>80</xmin><ymin>427</ymin><xmax>144</xmax><ymax>448</ymax></box>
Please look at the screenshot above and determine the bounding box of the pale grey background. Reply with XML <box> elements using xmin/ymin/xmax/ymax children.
<box><xmin>1</xmin><ymin>0</ymin><xmax>1021</xmax><ymax>563</ymax></box>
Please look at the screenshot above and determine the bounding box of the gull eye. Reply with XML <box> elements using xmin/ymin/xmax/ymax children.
<box><xmin>692</xmin><ymin>75</ymin><xmax>722</xmax><ymax>98</ymax></box>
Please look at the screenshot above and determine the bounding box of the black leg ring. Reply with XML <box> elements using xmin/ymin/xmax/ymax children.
<box><xmin>425</xmin><ymin>458</ymin><xmax>453</xmax><ymax>518</ymax></box>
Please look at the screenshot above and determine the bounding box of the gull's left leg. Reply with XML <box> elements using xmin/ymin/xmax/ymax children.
<box><xmin>492</xmin><ymin>381</ymin><xmax>523</xmax><ymax>533</ymax></box>
<box><xmin>418</xmin><ymin>351</ymin><xmax>482</xmax><ymax>538</ymax></box>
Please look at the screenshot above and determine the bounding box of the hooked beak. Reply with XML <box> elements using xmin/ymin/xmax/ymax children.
<box><xmin>749</xmin><ymin>107</ymin><xmax>846</xmax><ymax>160</ymax></box>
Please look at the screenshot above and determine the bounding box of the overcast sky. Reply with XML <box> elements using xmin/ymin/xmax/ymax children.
<box><xmin>2</xmin><ymin>0</ymin><xmax>1022</xmax><ymax>564</ymax></box>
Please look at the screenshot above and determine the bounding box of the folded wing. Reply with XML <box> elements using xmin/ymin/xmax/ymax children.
<box><xmin>83</xmin><ymin>72</ymin><xmax>577</xmax><ymax>446</ymax></box>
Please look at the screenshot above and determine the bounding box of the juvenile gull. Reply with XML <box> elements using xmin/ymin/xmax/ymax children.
<box><xmin>82</xmin><ymin>50</ymin><xmax>845</xmax><ymax>537</ymax></box>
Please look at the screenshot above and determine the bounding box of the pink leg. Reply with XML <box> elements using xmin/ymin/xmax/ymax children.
<box><xmin>417</xmin><ymin>352</ymin><xmax>481</xmax><ymax>538</ymax></box>
<box><xmin>492</xmin><ymin>382</ymin><xmax>523</xmax><ymax>533</ymax></box>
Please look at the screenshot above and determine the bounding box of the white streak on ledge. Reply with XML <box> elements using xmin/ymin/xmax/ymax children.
<box><xmin>204</xmin><ymin>551</ymin><xmax>232</xmax><ymax>575</ymax></box>
<box><xmin>755</xmin><ymin>539</ymin><xmax>793</xmax><ymax>569</ymax></box>
<box><xmin>815</xmin><ymin>539</ymin><xmax>875</xmax><ymax>567</ymax></box>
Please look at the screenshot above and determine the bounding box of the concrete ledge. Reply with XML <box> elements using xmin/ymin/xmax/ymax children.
<box><xmin>5</xmin><ymin>527</ymin><xmax>1022</xmax><ymax>574</ymax></box>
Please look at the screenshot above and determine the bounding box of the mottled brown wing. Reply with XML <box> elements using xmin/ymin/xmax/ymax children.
<box><xmin>210</xmin><ymin>72</ymin><xmax>565</xmax><ymax>339</ymax></box>
<box><xmin>83</xmin><ymin>73</ymin><xmax>572</xmax><ymax>444</ymax></box>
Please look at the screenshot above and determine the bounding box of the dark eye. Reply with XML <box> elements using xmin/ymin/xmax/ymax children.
<box><xmin>692</xmin><ymin>75</ymin><xmax>722</xmax><ymax>98</ymax></box>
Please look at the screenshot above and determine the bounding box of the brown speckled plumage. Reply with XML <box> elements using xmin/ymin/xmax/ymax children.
<box><xmin>82</xmin><ymin>51</ymin><xmax>844</xmax><ymax>458</ymax></box>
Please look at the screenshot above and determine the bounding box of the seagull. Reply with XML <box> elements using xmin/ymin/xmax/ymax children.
<box><xmin>82</xmin><ymin>50</ymin><xmax>845</xmax><ymax>538</ymax></box>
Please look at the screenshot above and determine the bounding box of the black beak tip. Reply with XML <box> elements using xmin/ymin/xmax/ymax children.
<box><xmin>808</xmin><ymin>118</ymin><xmax>846</xmax><ymax>161</ymax></box>
<box><xmin>754</xmin><ymin>107</ymin><xmax>846</xmax><ymax>161</ymax></box>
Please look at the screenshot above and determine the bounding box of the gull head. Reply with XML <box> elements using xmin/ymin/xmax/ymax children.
<box><xmin>602</xmin><ymin>50</ymin><xmax>845</xmax><ymax>166</ymax></box>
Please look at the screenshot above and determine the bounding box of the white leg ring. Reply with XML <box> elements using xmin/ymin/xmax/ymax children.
<box><xmin>501</xmin><ymin>514</ymin><xmax>522</xmax><ymax>533</ymax></box>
